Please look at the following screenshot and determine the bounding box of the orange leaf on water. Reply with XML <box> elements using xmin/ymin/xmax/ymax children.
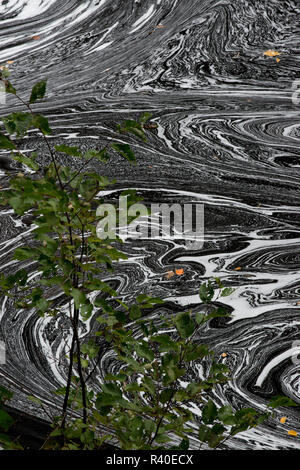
<box><xmin>6</xmin><ymin>60</ymin><xmax>14</xmax><ymax>64</ymax></box>
<box><xmin>32</xmin><ymin>35</ymin><xmax>41</xmax><ymax>40</ymax></box>
<box><xmin>287</xmin><ymin>430</ymin><xmax>298</xmax><ymax>437</ymax></box>
<box><xmin>175</xmin><ymin>268</ymin><xmax>184</xmax><ymax>276</ymax></box>
<box><xmin>234</xmin><ymin>267</ymin><xmax>242</xmax><ymax>271</ymax></box>
<box><xmin>280</xmin><ymin>417</ymin><xmax>287</xmax><ymax>424</ymax></box>
<box><xmin>263</xmin><ymin>50</ymin><xmax>281</xmax><ymax>57</ymax></box>
<box><xmin>221</xmin><ymin>353</ymin><xmax>227</xmax><ymax>358</ymax></box>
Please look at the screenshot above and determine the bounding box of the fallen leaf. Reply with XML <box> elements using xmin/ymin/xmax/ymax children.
<box><xmin>221</xmin><ymin>353</ymin><xmax>227</xmax><ymax>358</ymax></box>
<box><xmin>287</xmin><ymin>430</ymin><xmax>298</xmax><ymax>437</ymax></box>
<box><xmin>32</xmin><ymin>35</ymin><xmax>41</xmax><ymax>40</ymax></box>
<box><xmin>280</xmin><ymin>417</ymin><xmax>287</xmax><ymax>424</ymax></box>
<box><xmin>156</xmin><ymin>24</ymin><xmax>165</xmax><ymax>28</ymax></box>
<box><xmin>297</xmin><ymin>301</ymin><xmax>300</xmax><ymax>305</ymax></box>
<box><xmin>6</xmin><ymin>60</ymin><xmax>14</xmax><ymax>64</ymax></box>
<box><xmin>165</xmin><ymin>270</ymin><xmax>175</xmax><ymax>279</ymax></box>
<box><xmin>276</xmin><ymin>58</ymin><xmax>280</xmax><ymax>63</ymax></box>
<box><xmin>175</xmin><ymin>268</ymin><xmax>184</xmax><ymax>276</ymax></box>
<box><xmin>234</xmin><ymin>267</ymin><xmax>242</xmax><ymax>271</ymax></box>
<box><xmin>263</xmin><ymin>50</ymin><xmax>281</xmax><ymax>57</ymax></box>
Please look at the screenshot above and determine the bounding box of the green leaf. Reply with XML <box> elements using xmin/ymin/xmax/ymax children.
<box><xmin>135</xmin><ymin>342</ymin><xmax>154</xmax><ymax>362</ymax></box>
<box><xmin>136</xmin><ymin>294</ymin><xmax>164</xmax><ymax>306</ymax></box>
<box><xmin>13</xmin><ymin>247</ymin><xmax>36</xmax><ymax>260</ymax></box>
<box><xmin>80</xmin><ymin>430</ymin><xmax>94</xmax><ymax>445</ymax></box>
<box><xmin>3</xmin><ymin>112</ymin><xmax>33</xmax><ymax>137</ymax></box>
<box><xmin>139</xmin><ymin>112</ymin><xmax>152</xmax><ymax>124</ymax></box>
<box><xmin>199</xmin><ymin>281</ymin><xmax>214</xmax><ymax>303</ymax></box>
<box><xmin>198</xmin><ymin>423</ymin><xmax>210</xmax><ymax>442</ymax></box>
<box><xmin>129</xmin><ymin>304</ymin><xmax>141</xmax><ymax>320</ymax></box>
<box><xmin>155</xmin><ymin>434</ymin><xmax>172</xmax><ymax>444</ymax></box>
<box><xmin>212</xmin><ymin>423</ymin><xmax>226</xmax><ymax>435</ymax></box>
<box><xmin>27</xmin><ymin>396</ymin><xmax>43</xmax><ymax>405</ymax></box>
<box><xmin>150</xmin><ymin>334</ymin><xmax>178</xmax><ymax>350</ymax></box>
<box><xmin>0</xmin><ymin>386</ymin><xmax>13</xmax><ymax>404</ymax></box>
<box><xmin>268</xmin><ymin>396</ymin><xmax>299</xmax><ymax>409</ymax></box>
<box><xmin>232</xmin><ymin>408</ymin><xmax>260</xmax><ymax>433</ymax></box>
<box><xmin>0</xmin><ymin>133</ymin><xmax>16</xmax><ymax>150</ymax></box>
<box><xmin>218</xmin><ymin>405</ymin><xmax>236</xmax><ymax>425</ymax></box>
<box><xmin>117</xmin><ymin>119</ymin><xmax>147</xmax><ymax>141</ymax></box>
<box><xmin>220</xmin><ymin>287</ymin><xmax>235</xmax><ymax>297</ymax></box>
<box><xmin>33</xmin><ymin>115</ymin><xmax>52</xmax><ymax>135</ymax></box>
<box><xmin>174</xmin><ymin>312</ymin><xmax>194</xmax><ymax>339</ymax></box>
<box><xmin>11</xmin><ymin>154</ymin><xmax>39</xmax><ymax>171</ymax></box>
<box><xmin>111</xmin><ymin>143</ymin><xmax>136</xmax><ymax>163</ymax></box>
<box><xmin>101</xmin><ymin>383</ymin><xmax>122</xmax><ymax>398</ymax></box>
<box><xmin>0</xmin><ymin>409</ymin><xmax>14</xmax><ymax>432</ymax></box>
<box><xmin>29</xmin><ymin>80</ymin><xmax>47</xmax><ymax>104</ymax></box>
<box><xmin>202</xmin><ymin>399</ymin><xmax>218</xmax><ymax>424</ymax></box>
<box><xmin>80</xmin><ymin>302</ymin><xmax>93</xmax><ymax>321</ymax></box>
<box><xmin>70</xmin><ymin>288</ymin><xmax>88</xmax><ymax>308</ymax></box>
<box><xmin>55</xmin><ymin>145</ymin><xmax>81</xmax><ymax>157</ymax></box>
<box><xmin>84</xmin><ymin>149</ymin><xmax>110</xmax><ymax>162</ymax></box>
<box><xmin>4</xmin><ymin>80</ymin><xmax>16</xmax><ymax>95</ymax></box>
<box><xmin>160</xmin><ymin>389</ymin><xmax>174</xmax><ymax>404</ymax></box>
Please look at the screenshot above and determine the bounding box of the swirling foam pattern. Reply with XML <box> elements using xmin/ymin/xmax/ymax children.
<box><xmin>0</xmin><ymin>0</ymin><xmax>300</xmax><ymax>450</ymax></box>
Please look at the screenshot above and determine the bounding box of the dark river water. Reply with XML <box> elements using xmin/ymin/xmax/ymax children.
<box><xmin>0</xmin><ymin>0</ymin><xmax>300</xmax><ymax>450</ymax></box>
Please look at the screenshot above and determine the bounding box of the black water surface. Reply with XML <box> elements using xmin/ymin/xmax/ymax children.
<box><xmin>0</xmin><ymin>0</ymin><xmax>300</xmax><ymax>449</ymax></box>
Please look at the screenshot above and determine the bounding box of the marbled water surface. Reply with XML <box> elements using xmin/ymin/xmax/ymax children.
<box><xmin>0</xmin><ymin>0</ymin><xmax>300</xmax><ymax>449</ymax></box>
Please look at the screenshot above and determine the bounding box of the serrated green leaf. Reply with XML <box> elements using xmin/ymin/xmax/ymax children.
<box><xmin>174</xmin><ymin>312</ymin><xmax>194</xmax><ymax>339</ymax></box>
<box><xmin>202</xmin><ymin>399</ymin><xmax>218</xmax><ymax>424</ymax></box>
<box><xmin>199</xmin><ymin>281</ymin><xmax>214</xmax><ymax>303</ymax></box>
<box><xmin>0</xmin><ymin>133</ymin><xmax>16</xmax><ymax>150</ymax></box>
<box><xmin>55</xmin><ymin>145</ymin><xmax>81</xmax><ymax>157</ymax></box>
<box><xmin>29</xmin><ymin>80</ymin><xmax>47</xmax><ymax>104</ymax></box>
<box><xmin>111</xmin><ymin>143</ymin><xmax>136</xmax><ymax>163</ymax></box>
<box><xmin>11</xmin><ymin>153</ymin><xmax>39</xmax><ymax>171</ymax></box>
<box><xmin>268</xmin><ymin>395</ymin><xmax>299</xmax><ymax>409</ymax></box>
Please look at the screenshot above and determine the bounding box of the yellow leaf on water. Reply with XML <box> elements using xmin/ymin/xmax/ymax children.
<box><xmin>234</xmin><ymin>267</ymin><xmax>242</xmax><ymax>271</ymax></box>
<box><xmin>221</xmin><ymin>353</ymin><xmax>227</xmax><ymax>358</ymax></box>
<box><xmin>6</xmin><ymin>60</ymin><xmax>14</xmax><ymax>64</ymax></box>
<box><xmin>287</xmin><ymin>430</ymin><xmax>298</xmax><ymax>437</ymax></box>
<box><xmin>276</xmin><ymin>58</ymin><xmax>280</xmax><ymax>63</ymax></box>
<box><xmin>280</xmin><ymin>417</ymin><xmax>287</xmax><ymax>424</ymax></box>
<box><xmin>263</xmin><ymin>50</ymin><xmax>281</xmax><ymax>57</ymax></box>
<box><xmin>165</xmin><ymin>270</ymin><xmax>175</xmax><ymax>279</ymax></box>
